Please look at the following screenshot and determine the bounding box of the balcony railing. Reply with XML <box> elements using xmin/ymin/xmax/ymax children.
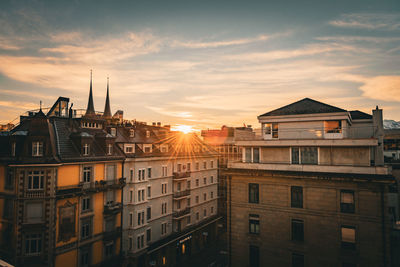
<box><xmin>104</xmin><ymin>202</ymin><xmax>122</xmax><ymax>215</ymax></box>
<box><xmin>173</xmin><ymin>207</ymin><xmax>191</xmax><ymax>219</ymax></box>
<box><xmin>56</xmin><ymin>178</ymin><xmax>126</xmax><ymax>196</ymax></box>
<box><xmin>173</xmin><ymin>189</ymin><xmax>190</xmax><ymax>199</ymax></box>
<box><xmin>103</xmin><ymin>226</ymin><xmax>122</xmax><ymax>240</ymax></box>
<box><xmin>24</xmin><ymin>190</ymin><xmax>45</xmax><ymax>198</ymax></box>
<box><xmin>173</xmin><ymin>172</ymin><xmax>191</xmax><ymax>179</ymax></box>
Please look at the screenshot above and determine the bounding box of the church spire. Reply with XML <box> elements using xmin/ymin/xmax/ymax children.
<box><xmin>85</xmin><ymin>70</ymin><xmax>95</xmax><ymax>116</ymax></box>
<box><xmin>103</xmin><ymin>76</ymin><xmax>112</xmax><ymax>119</ymax></box>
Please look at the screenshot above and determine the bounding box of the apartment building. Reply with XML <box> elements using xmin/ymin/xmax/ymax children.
<box><xmin>224</xmin><ymin>98</ymin><xmax>396</xmax><ymax>267</ymax></box>
<box><xmin>0</xmin><ymin>78</ymin><xmax>125</xmax><ymax>266</ymax></box>
<box><xmin>109</xmin><ymin>120</ymin><xmax>219</xmax><ymax>266</ymax></box>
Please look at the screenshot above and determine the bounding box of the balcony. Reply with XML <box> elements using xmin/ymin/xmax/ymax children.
<box><xmin>104</xmin><ymin>202</ymin><xmax>122</xmax><ymax>215</ymax></box>
<box><xmin>173</xmin><ymin>172</ymin><xmax>191</xmax><ymax>180</ymax></box>
<box><xmin>103</xmin><ymin>226</ymin><xmax>121</xmax><ymax>240</ymax></box>
<box><xmin>24</xmin><ymin>190</ymin><xmax>45</xmax><ymax>198</ymax></box>
<box><xmin>56</xmin><ymin>178</ymin><xmax>126</xmax><ymax>197</ymax></box>
<box><xmin>173</xmin><ymin>189</ymin><xmax>190</xmax><ymax>199</ymax></box>
<box><xmin>173</xmin><ymin>207</ymin><xmax>191</xmax><ymax>219</ymax></box>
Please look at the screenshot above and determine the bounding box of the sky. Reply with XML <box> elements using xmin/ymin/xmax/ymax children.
<box><xmin>0</xmin><ymin>0</ymin><xmax>399</xmax><ymax>130</ymax></box>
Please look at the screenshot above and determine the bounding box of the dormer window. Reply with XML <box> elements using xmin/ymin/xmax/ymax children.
<box><xmin>160</xmin><ymin>144</ymin><xmax>168</xmax><ymax>153</ymax></box>
<box><xmin>83</xmin><ymin>144</ymin><xmax>90</xmax><ymax>156</ymax></box>
<box><xmin>146</xmin><ymin>131</ymin><xmax>150</xmax><ymax>138</ymax></box>
<box><xmin>129</xmin><ymin>129</ymin><xmax>135</xmax><ymax>137</ymax></box>
<box><xmin>110</xmin><ymin>128</ymin><xmax>116</xmax><ymax>137</ymax></box>
<box><xmin>107</xmin><ymin>144</ymin><xmax>113</xmax><ymax>155</ymax></box>
<box><xmin>11</xmin><ymin>142</ymin><xmax>16</xmax><ymax>156</ymax></box>
<box><xmin>325</xmin><ymin>121</ymin><xmax>342</xmax><ymax>133</ymax></box>
<box><xmin>32</xmin><ymin>141</ymin><xmax>43</xmax><ymax>157</ymax></box>
<box><xmin>125</xmin><ymin>145</ymin><xmax>134</xmax><ymax>153</ymax></box>
<box><xmin>143</xmin><ymin>144</ymin><xmax>152</xmax><ymax>153</ymax></box>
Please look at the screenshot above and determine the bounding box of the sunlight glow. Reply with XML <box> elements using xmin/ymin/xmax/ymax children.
<box><xmin>171</xmin><ymin>125</ymin><xmax>194</xmax><ymax>134</ymax></box>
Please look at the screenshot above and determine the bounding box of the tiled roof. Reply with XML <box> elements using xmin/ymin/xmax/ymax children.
<box><xmin>349</xmin><ymin>110</ymin><xmax>372</xmax><ymax>120</ymax></box>
<box><xmin>259</xmin><ymin>98</ymin><xmax>347</xmax><ymax>117</ymax></box>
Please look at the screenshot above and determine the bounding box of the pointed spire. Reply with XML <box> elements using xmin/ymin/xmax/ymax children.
<box><xmin>103</xmin><ymin>76</ymin><xmax>112</xmax><ymax>119</ymax></box>
<box><xmin>85</xmin><ymin>70</ymin><xmax>95</xmax><ymax>116</ymax></box>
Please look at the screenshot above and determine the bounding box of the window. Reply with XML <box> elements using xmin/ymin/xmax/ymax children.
<box><xmin>138</xmin><ymin>169</ymin><xmax>145</xmax><ymax>181</ymax></box>
<box><xmin>187</xmin><ymin>198</ymin><xmax>191</xmax><ymax>207</ymax></box>
<box><xmin>210</xmin><ymin>161</ymin><xmax>214</xmax><ymax>168</ymax></box>
<box><xmin>80</xmin><ymin>248</ymin><xmax>90</xmax><ymax>267</ymax></box>
<box><xmin>340</xmin><ymin>190</ymin><xmax>355</xmax><ymax>213</ymax></box>
<box><xmin>291</xmin><ymin>186</ymin><xmax>303</xmax><ymax>208</ymax></box>
<box><xmin>203</xmin><ymin>177</ymin><xmax>207</xmax><ymax>185</ymax></box>
<box><xmin>162</xmin><ymin>166</ymin><xmax>168</xmax><ymax>177</ymax></box>
<box><xmin>211</xmin><ymin>191</ymin><xmax>214</xmax><ymax>198</ymax></box>
<box><xmin>146</xmin><ymin>130</ymin><xmax>151</xmax><ymax>138</ymax></box>
<box><xmin>160</xmin><ymin>144</ymin><xmax>168</xmax><ymax>153</ymax></box>
<box><xmin>3</xmin><ymin>199</ymin><xmax>13</xmax><ymax>219</ymax></box>
<box><xmin>196</xmin><ymin>212</ymin><xmax>199</xmax><ymax>220</ymax></box>
<box><xmin>130</xmin><ymin>190</ymin><xmax>133</xmax><ymax>203</ymax></box>
<box><xmin>129</xmin><ymin>129</ymin><xmax>135</xmax><ymax>137</ymax></box>
<box><xmin>28</xmin><ymin>170</ymin><xmax>44</xmax><ymax>190</ymax></box>
<box><xmin>130</xmin><ymin>169</ymin><xmax>134</xmax><ymax>182</ymax></box>
<box><xmin>130</xmin><ymin>213</ymin><xmax>133</xmax><ymax>227</ymax></box>
<box><xmin>137</xmin><ymin>234</ymin><xmax>144</xmax><ymax>249</ymax></box>
<box><xmin>26</xmin><ymin>202</ymin><xmax>43</xmax><ymax>223</ymax></box>
<box><xmin>187</xmin><ymin>163</ymin><xmax>191</xmax><ymax>171</ymax></box>
<box><xmin>147</xmin><ymin>186</ymin><xmax>151</xmax><ymax>198</ymax></box>
<box><xmin>147</xmin><ymin>207</ymin><xmax>151</xmax><ymax>221</ymax></box>
<box><xmin>204</xmin><ymin>209</ymin><xmax>207</xmax><ymax>217</ymax></box>
<box><xmin>211</xmin><ymin>206</ymin><xmax>214</xmax><ymax>214</ymax></box>
<box><xmin>129</xmin><ymin>237</ymin><xmax>133</xmax><ymax>250</ymax></box>
<box><xmin>143</xmin><ymin>144</ymin><xmax>152</xmax><ymax>153</ymax></box>
<box><xmin>177</xmin><ymin>182</ymin><xmax>181</xmax><ymax>191</ymax></box>
<box><xmin>105</xmin><ymin>242</ymin><xmax>114</xmax><ymax>258</ymax></box>
<box><xmin>264</xmin><ymin>123</ymin><xmax>278</xmax><ymax>139</ymax></box>
<box><xmin>83</xmin><ymin>166</ymin><xmax>92</xmax><ymax>183</ymax></box>
<box><xmin>210</xmin><ymin>176</ymin><xmax>214</xmax><ymax>184</ymax></box>
<box><xmin>5</xmin><ymin>168</ymin><xmax>14</xmax><ymax>190</ymax></box>
<box><xmin>196</xmin><ymin>196</ymin><xmax>199</xmax><ymax>204</ymax></box>
<box><xmin>196</xmin><ymin>162</ymin><xmax>199</xmax><ymax>170</ymax></box>
<box><xmin>292</xmin><ymin>253</ymin><xmax>304</xmax><ymax>267</ymax></box>
<box><xmin>162</xmin><ymin>202</ymin><xmax>167</xmax><ymax>214</ymax></box>
<box><xmin>249</xmin><ymin>183</ymin><xmax>259</xmax><ymax>204</ymax></box>
<box><xmin>138</xmin><ymin>189</ymin><xmax>145</xmax><ymax>202</ymax></box>
<box><xmin>203</xmin><ymin>161</ymin><xmax>207</xmax><ymax>169</ymax></box>
<box><xmin>107</xmin><ymin>144</ymin><xmax>112</xmax><ymax>155</ymax></box>
<box><xmin>161</xmin><ymin>223</ymin><xmax>167</xmax><ymax>235</ymax></box>
<box><xmin>137</xmin><ymin>211</ymin><xmax>145</xmax><ymax>225</ymax></box>
<box><xmin>325</xmin><ymin>120</ymin><xmax>342</xmax><ymax>133</ymax></box>
<box><xmin>249</xmin><ymin>214</ymin><xmax>260</xmax><ymax>234</ymax></box>
<box><xmin>110</xmin><ymin>128</ymin><xmax>116</xmax><ymax>136</ymax></box>
<box><xmin>301</xmin><ymin>147</ymin><xmax>318</xmax><ymax>165</ymax></box>
<box><xmin>162</xmin><ymin>183</ymin><xmax>167</xmax><ymax>194</ymax></box>
<box><xmin>11</xmin><ymin>142</ymin><xmax>16</xmax><ymax>157</ymax></box>
<box><xmin>147</xmin><ymin>167</ymin><xmax>152</xmax><ymax>178</ymax></box>
<box><xmin>245</xmin><ymin>148</ymin><xmax>251</xmax><ymax>162</ymax></box>
<box><xmin>187</xmin><ymin>180</ymin><xmax>191</xmax><ymax>189</ymax></box>
<box><xmin>83</xmin><ymin>143</ymin><xmax>90</xmax><ymax>156</ymax></box>
<box><xmin>187</xmin><ymin>216</ymin><xmax>191</xmax><ymax>224</ymax></box>
<box><xmin>291</xmin><ymin>219</ymin><xmax>304</xmax><ymax>242</ymax></box>
<box><xmin>82</xmin><ymin>197</ymin><xmax>91</xmax><ymax>212</ymax></box>
<box><xmin>146</xmin><ymin>228</ymin><xmax>151</xmax><ymax>242</ymax></box>
<box><xmin>177</xmin><ymin>200</ymin><xmax>181</xmax><ymax>209</ymax></box>
<box><xmin>341</xmin><ymin>226</ymin><xmax>356</xmax><ymax>249</ymax></box>
<box><xmin>81</xmin><ymin>219</ymin><xmax>92</xmax><ymax>239</ymax></box>
<box><xmin>125</xmin><ymin>145</ymin><xmax>134</xmax><ymax>153</ymax></box>
<box><xmin>32</xmin><ymin>141</ymin><xmax>43</xmax><ymax>157</ymax></box>
<box><xmin>291</xmin><ymin>147</ymin><xmax>300</xmax><ymax>164</ymax></box>
<box><xmin>25</xmin><ymin>233</ymin><xmax>42</xmax><ymax>255</ymax></box>
<box><xmin>196</xmin><ymin>179</ymin><xmax>199</xmax><ymax>187</ymax></box>
<box><xmin>253</xmin><ymin>148</ymin><xmax>260</xmax><ymax>163</ymax></box>
<box><xmin>177</xmin><ymin>164</ymin><xmax>182</xmax><ymax>172</ymax></box>
<box><xmin>249</xmin><ymin>245</ymin><xmax>259</xmax><ymax>267</ymax></box>
<box><xmin>203</xmin><ymin>193</ymin><xmax>207</xmax><ymax>201</ymax></box>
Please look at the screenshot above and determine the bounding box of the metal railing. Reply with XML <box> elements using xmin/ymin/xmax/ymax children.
<box><xmin>173</xmin><ymin>207</ymin><xmax>191</xmax><ymax>218</ymax></box>
<box><xmin>173</xmin><ymin>189</ymin><xmax>190</xmax><ymax>198</ymax></box>
<box><xmin>173</xmin><ymin>172</ymin><xmax>191</xmax><ymax>179</ymax></box>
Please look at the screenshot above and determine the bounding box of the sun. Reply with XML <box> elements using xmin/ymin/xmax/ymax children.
<box><xmin>171</xmin><ymin>124</ymin><xmax>194</xmax><ymax>134</ymax></box>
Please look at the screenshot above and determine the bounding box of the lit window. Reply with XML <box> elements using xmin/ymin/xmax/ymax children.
<box><xmin>264</xmin><ymin>123</ymin><xmax>278</xmax><ymax>138</ymax></box>
<box><xmin>249</xmin><ymin>214</ymin><xmax>260</xmax><ymax>234</ymax></box>
<box><xmin>32</xmin><ymin>141</ymin><xmax>43</xmax><ymax>157</ymax></box>
<box><xmin>340</xmin><ymin>190</ymin><xmax>355</xmax><ymax>213</ymax></box>
<box><xmin>341</xmin><ymin>226</ymin><xmax>356</xmax><ymax>249</ymax></box>
<box><xmin>325</xmin><ymin>120</ymin><xmax>342</xmax><ymax>133</ymax></box>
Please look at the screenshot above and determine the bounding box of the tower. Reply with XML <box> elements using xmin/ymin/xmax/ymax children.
<box><xmin>103</xmin><ymin>77</ymin><xmax>112</xmax><ymax>119</ymax></box>
<box><xmin>85</xmin><ymin>70</ymin><xmax>95</xmax><ymax>116</ymax></box>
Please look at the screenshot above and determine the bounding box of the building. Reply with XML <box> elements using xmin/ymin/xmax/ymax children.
<box><xmin>108</xmin><ymin>119</ymin><xmax>219</xmax><ymax>266</ymax></box>
<box><xmin>0</xmin><ymin>75</ymin><xmax>125</xmax><ymax>266</ymax></box>
<box><xmin>224</xmin><ymin>98</ymin><xmax>397</xmax><ymax>267</ymax></box>
<box><xmin>384</xmin><ymin>129</ymin><xmax>400</xmax><ymax>162</ymax></box>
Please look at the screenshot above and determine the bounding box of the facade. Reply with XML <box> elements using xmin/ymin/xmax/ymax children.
<box><xmin>0</xmin><ymin>78</ymin><xmax>125</xmax><ymax>266</ymax></box>
<box><xmin>109</xmin><ymin>120</ymin><xmax>219</xmax><ymax>266</ymax></box>
<box><xmin>224</xmin><ymin>98</ymin><xmax>397</xmax><ymax>267</ymax></box>
<box><xmin>384</xmin><ymin>129</ymin><xmax>400</xmax><ymax>162</ymax></box>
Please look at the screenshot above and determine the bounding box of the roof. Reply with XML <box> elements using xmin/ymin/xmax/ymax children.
<box><xmin>350</xmin><ymin>110</ymin><xmax>372</xmax><ymax>120</ymax></box>
<box><xmin>259</xmin><ymin>98</ymin><xmax>347</xmax><ymax>117</ymax></box>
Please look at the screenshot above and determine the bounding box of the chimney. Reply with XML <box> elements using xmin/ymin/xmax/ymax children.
<box><xmin>372</xmin><ymin>106</ymin><xmax>384</xmax><ymax>166</ymax></box>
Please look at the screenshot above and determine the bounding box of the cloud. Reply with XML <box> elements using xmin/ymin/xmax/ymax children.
<box><xmin>359</xmin><ymin>76</ymin><xmax>400</xmax><ymax>101</ymax></box>
<box><xmin>329</xmin><ymin>13</ymin><xmax>400</xmax><ymax>30</ymax></box>
<box><xmin>172</xmin><ymin>34</ymin><xmax>270</xmax><ymax>49</ymax></box>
